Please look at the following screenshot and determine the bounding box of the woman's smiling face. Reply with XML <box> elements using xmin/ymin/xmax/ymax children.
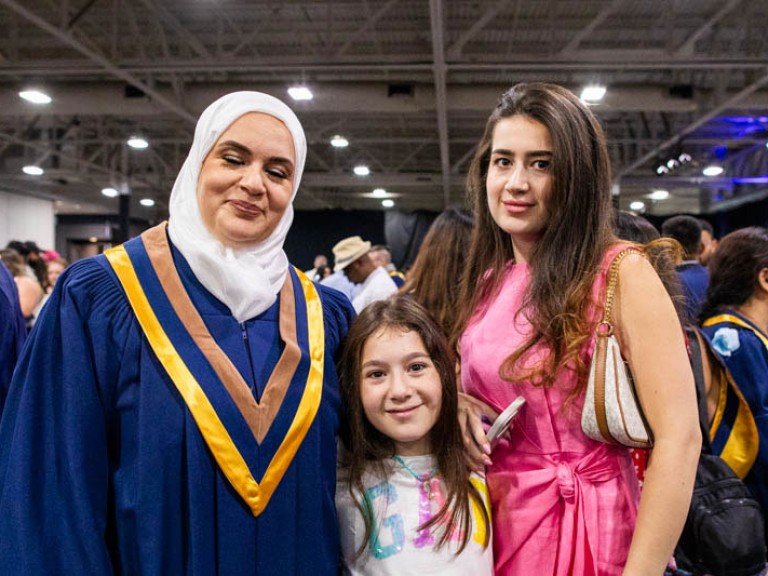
<box><xmin>485</xmin><ymin>115</ymin><xmax>554</xmax><ymax>249</ymax></box>
<box><xmin>197</xmin><ymin>112</ymin><xmax>296</xmax><ymax>249</ymax></box>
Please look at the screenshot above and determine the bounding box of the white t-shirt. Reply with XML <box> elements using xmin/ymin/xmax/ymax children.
<box><xmin>351</xmin><ymin>266</ymin><xmax>398</xmax><ymax>313</ymax></box>
<box><xmin>336</xmin><ymin>455</ymin><xmax>494</xmax><ymax>575</ymax></box>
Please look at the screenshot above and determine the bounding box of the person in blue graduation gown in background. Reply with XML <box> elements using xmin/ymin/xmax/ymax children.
<box><xmin>0</xmin><ymin>257</ymin><xmax>26</xmax><ymax>412</ymax></box>
<box><xmin>700</xmin><ymin>226</ymin><xmax>768</xmax><ymax>535</ymax></box>
<box><xmin>0</xmin><ymin>91</ymin><xmax>355</xmax><ymax>575</ymax></box>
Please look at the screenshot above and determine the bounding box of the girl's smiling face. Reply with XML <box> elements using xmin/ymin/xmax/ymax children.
<box><xmin>359</xmin><ymin>326</ymin><xmax>443</xmax><ymax>456</ymax></box>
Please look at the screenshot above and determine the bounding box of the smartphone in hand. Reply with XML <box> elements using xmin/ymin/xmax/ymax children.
<box><xmin>486</xmin><ymin>396</ymin><xmax>526</xmax><ymax>444</ymax></box>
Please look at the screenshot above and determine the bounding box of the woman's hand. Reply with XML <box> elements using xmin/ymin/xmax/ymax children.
<box><xmin>457</xmin><ymin>392</ymin><xmax>499</xmax><ymax>471</ymax></box>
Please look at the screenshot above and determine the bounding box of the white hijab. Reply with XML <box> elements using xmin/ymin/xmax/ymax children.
<box><xmin>168</xmin><ymin>91</ymin><xmax>307</xmax><ymax>322</ymax></box>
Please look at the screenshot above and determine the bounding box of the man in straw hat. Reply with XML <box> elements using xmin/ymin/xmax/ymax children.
<box><xmin>332</xmin><ymin>235</ymin><xmax>397</xmax><ymax>313</ymax></box>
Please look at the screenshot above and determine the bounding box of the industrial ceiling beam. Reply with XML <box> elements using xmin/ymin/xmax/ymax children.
<box><xmin>138</xmin><ymin>0</ymin><xmax>212</xmax><ymax>60</ymax></box>
<box><xmin>675</xmin><ymin>0</ymin><xmax>742</xmax><ymax>57</ymax></box>
<box><xmin>335</xmin><ymin>0</ymin><xmax>399</xmax><ymax>57</ymax></box>
<box><xmin>446</xmin><ymin>0</ymin><xmax>514</xmax><ymax>60</ymax></box>
<box><xmin>615</xmin><ymin>66</ymin><xmax>768</xmax><ymax>179</ymax></box>
<box><xmin>558</xmin><ymin>0</ymin><xmax>622</xmax><ymax>55</ymax></box>
<box><xmin>429</xmin><ymin>0</ymin><xmax>451</xmax><ymax>207</ymax></box>
<box><xmin>0</xmin><ymin>0</ymin><xmax>197</xmax><ymax>124</ymax></box>
<box><xmin>3</xmin><ymin>58</ymin><xmax>768</xmax><ymax>77</ymax></box>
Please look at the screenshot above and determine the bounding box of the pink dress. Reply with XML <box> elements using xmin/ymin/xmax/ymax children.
<box><xmin>461</xmin><ymin>245</ymin><xmax>640</xmax><ymax>576</ymax></box>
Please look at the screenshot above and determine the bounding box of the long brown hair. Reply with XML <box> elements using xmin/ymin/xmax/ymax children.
<box><xmin>454</xmin><ymin>82</ymin><xmax>615</xmax><ymax>391</ymax></box>
<box><xmin>401</xmin><ymin>205</ymin><xmax>474</xmax><ymax>335</ymax></box>
<box><xmin>338</xmin><ymin>295</ymin><xmax>490</xmax><ymax>555</ymax></box>
<box><xmin>700</xmin><ymin>226</ymin><xmax>768</xmax><ymax>322</ymax></box>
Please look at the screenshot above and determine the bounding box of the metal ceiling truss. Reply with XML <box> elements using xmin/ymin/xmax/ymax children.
<box><xmin>0</xmin><ymin>0</ymin><xmax>766</xmax><ymax>217</ymax></box>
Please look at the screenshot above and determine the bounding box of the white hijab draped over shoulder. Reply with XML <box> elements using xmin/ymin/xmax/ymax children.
<box><xmin>168</xmin><ymin>91</ymin><xmax>306</xmax><ymax>323</ymax></box>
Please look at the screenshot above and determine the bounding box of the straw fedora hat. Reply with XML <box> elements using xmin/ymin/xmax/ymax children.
<box><xmin>332</xmin><ymin>235</ymin><xmax>372</xmax><ymax>272</ymax></box>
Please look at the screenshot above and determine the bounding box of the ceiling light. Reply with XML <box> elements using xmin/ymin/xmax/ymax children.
<box><xmin>101</xmin><ymin>187</ymin><xmax>119</xmax><ymax>198</ymax></box>
<box><xmin>580</xmin><ymin>85</ymin><xmax>606</xmax><ymax>102</ymax></box>
<box><xmin>678</xmin><ymin>153</ymin><xmax>692</xmax><ymax>163</ymax></box>
<box><xmin>372</xmin><ymin>188</ymin><xmax>387</xmax><ymax>197</ymax></box>
<box><xmin>22</xmin><ymin>165</ymin><xmax>44</xmax><ymax>175</ymax></box>
<box><xmin>648</xmin><ymin>189</ymin><xmax>670</xmax><ymax>201</ymax></box>
<box><xmin>656</xmin><ymin>165</ymin><xmax>670</xmax><ymax>175</ymax></box>
<box><xmin>666</xmin><ymin>158</ymin><xmax>679</xmax><ymax>169</ymax></box>
<box><xmin>127</xmin><ymin>137</ymin><xmax>149</xmax><ymax>149</ymax></box>
<box><xmin>139</xmin><ymin>198</ymin><xmax>155</xmax><ymax>207</ymax></box>
<box><xmin>19</xmin><ymin>90</ymin><xmax>52</xmax><ymax>104</ymax></box>
<box><xmin>330</xmin><ymin>135</ymin><xmax>349</xmax><ymax>148</ymax></box>
<box><xmin>382</xmin><ymin>199</ymin><xmax>395</xmax><ymax>208</ymax></box>
<box><xmin>702</xmin><ymin>165</ymin><xmax>724</xmax><ymax>177</ymax></box>
<box><xmin>287</xmin><ymin>86</ymin><xmax>313</xmax><ymax>101</ymax></box>
<box><xmin>353</xmin><ymin>165</ymin><xmax>370</xmax><ymax>176</ymax></box>
<box><xmin>89</xmin><ymin>236</ymin><xmax>98</xmax><ymax>243</ymax></box>
<box><xmin>629</xmin><ymin>201</ymin><xmax>645</xmax><ymax>211</ymax></box>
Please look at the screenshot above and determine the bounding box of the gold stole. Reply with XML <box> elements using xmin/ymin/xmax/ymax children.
<box><xmin>702</xmin><ymin>313</ymin><xmax>761</xmax><ymax>479</ymax></box>
<box><xmin>105</xmin><ymin>224</ymin><xmax>325</xmax><ymax>516</ymax></box>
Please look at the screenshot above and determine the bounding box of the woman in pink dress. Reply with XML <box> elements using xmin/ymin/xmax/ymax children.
<box><xmin>455</xmin><ymin>83</ymin><xmax>701</xmax><ymax>575</ymax></box>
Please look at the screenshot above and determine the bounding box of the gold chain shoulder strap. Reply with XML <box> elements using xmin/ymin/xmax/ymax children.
<box><xmin>601</xmin><ymin>248</ymin><xmax>646</xmax><ymax>327</ymax></box>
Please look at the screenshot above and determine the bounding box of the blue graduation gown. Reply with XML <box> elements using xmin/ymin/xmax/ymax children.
<box><xmin>702</xmin><ymin>310</ymin><xmax>768</xmax><ymax>515</ymax></box>
<box><xmin>0</xmin><ymin>261</ymin><xmax>26</xmax><ymax>413</ymax></box>
<box><xmin>0</xmin><ymin>233</ymin><xmax>354</xmax><ymax>575</ymax></box>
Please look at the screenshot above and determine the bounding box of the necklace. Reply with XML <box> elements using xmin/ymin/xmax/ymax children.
<box><xmin>394</xmin><ymin>455</ymin><xmax>438</xmax><ymax>500</ymax></box>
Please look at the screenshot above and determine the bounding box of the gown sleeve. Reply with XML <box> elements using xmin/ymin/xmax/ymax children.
<box><xmin>710</xmin><ymin>326</ymin><xmax>768</xmax><ymax>413</ymax></box>
<box><xmin>317</xmin><ymin>283</ymin><xmax>356</xmax><ymax>358</ymax></box>
<box><xmin>0</xmin><ymin>256</ymin><xmax>135</xmax><ymax>575</ymax></box>
<box><xmin>0</xmin><ymin>263</ymin><xmax>26</xmax><ymax>413</ymax></box>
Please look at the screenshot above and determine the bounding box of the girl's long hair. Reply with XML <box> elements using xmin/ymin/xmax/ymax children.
<box><xmin>401</xmin><ymin>206</ymin><xmax>474</xmax><ymax>335</ymax></box>
<box><xmin>454</xmin><ymin>82</ymin><xmax>615</xmax><ymax>394</ymax></box>
<box><xmin>699</xmin><ymin>226</ymin><xmax>768</xmax><ymax>321</ymax></box>
<box><xmin>338</xmin><ymin>295</ymin><xmax>490</xmax><ymax>556</ymax></box>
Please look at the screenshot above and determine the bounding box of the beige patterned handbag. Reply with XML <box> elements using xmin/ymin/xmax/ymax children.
<box><xmin>581</xmin><ymin>248</ymin><xmax>654</xmax><ymax>449</ymax></box>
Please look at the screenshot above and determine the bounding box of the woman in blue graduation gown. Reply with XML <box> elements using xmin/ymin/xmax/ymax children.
<box><xmin>0</xmin><ymin>92</ymin><xmax>355</xmax><ymax>575</ymax></box>
<box><xmin>0</xmin><ymin>259</ymin><xmax>26</xmax><ymax>411</ymax></box>
<box><xmin>700</xmin><ymin>226</ymin><xmax>768</xmax><ymax>531</ymax></box>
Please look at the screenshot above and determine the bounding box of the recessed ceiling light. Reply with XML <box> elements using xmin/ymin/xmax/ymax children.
<box><xmin>287</xmin><ymin>86</ymin><xmax>313</xmax><ymax>101</ymax></box>
<box><xmin>702</xmin><ymin>165</ymin><xmax>724</xmax><ymax>177</ymax></box>
<box><xmin>580</xmin><ymin>85</ymin><xmax>606</xmax><ymax>102</ymax></box>
<box><xmin>127</xmin><ymin>137</ymin><xmax>149</xmax><ymax>149</ymax></box>
<box><xmin>101</xmin><ymin>187</ymin><xmax>119</xmax><ymax>198</ymax></box>
<box><xmin>22</xmin><ymin>165</ymin><xmax>44</xmax><ymax>175</ymax></box>
<box><xmin>330</xmin><ymin>135</ymin><xmax>349</xmax><ymax>148</ymax></box>
<box><xmin>89</xmin><ymin>236</ymin><xmax>98</xmax><ymax>243</ymax></box>
<box><xmin>382</xmin><ymin>199</ymin><xmax>395</xmax><ymax>208</ymax></box>
<box><xmin>19</xmin><ymin>90</ymin><xmax>52</xmax><ymax>104</ymax></box>
<box><xmin>629</xmin><ymin>201</ymin><xmax>645</xmax><ymax>211</ymax></box>
<box><xmin>372</xmin><ymin>188</ymin><xmax>387</xmax><ymax>197</ymax></box>
<box><xmin>353</xmin><ymin>165</ymin><xmax>370</xmax><ymax>176</ymax></box>
<box><xmin>139</xmin><ymin>198</ymin><xmax>155</xmax><ymax>207</ymax></box>
<box><xmin>648</xmin><ymin>189</ymin><xmax>670</xmax><ymax>201</ymax></box>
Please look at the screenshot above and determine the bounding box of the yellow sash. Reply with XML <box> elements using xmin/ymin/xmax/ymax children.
<box><xmin>702</xmin><ymin>314</ymin><xmax>761</xmax><ymax>478</ymax></box>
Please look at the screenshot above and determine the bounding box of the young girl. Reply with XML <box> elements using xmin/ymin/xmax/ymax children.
<box><xmin>336</xmin><ymin>295</ymin><xmax>492</xmax><ymax>575</ymax></box>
